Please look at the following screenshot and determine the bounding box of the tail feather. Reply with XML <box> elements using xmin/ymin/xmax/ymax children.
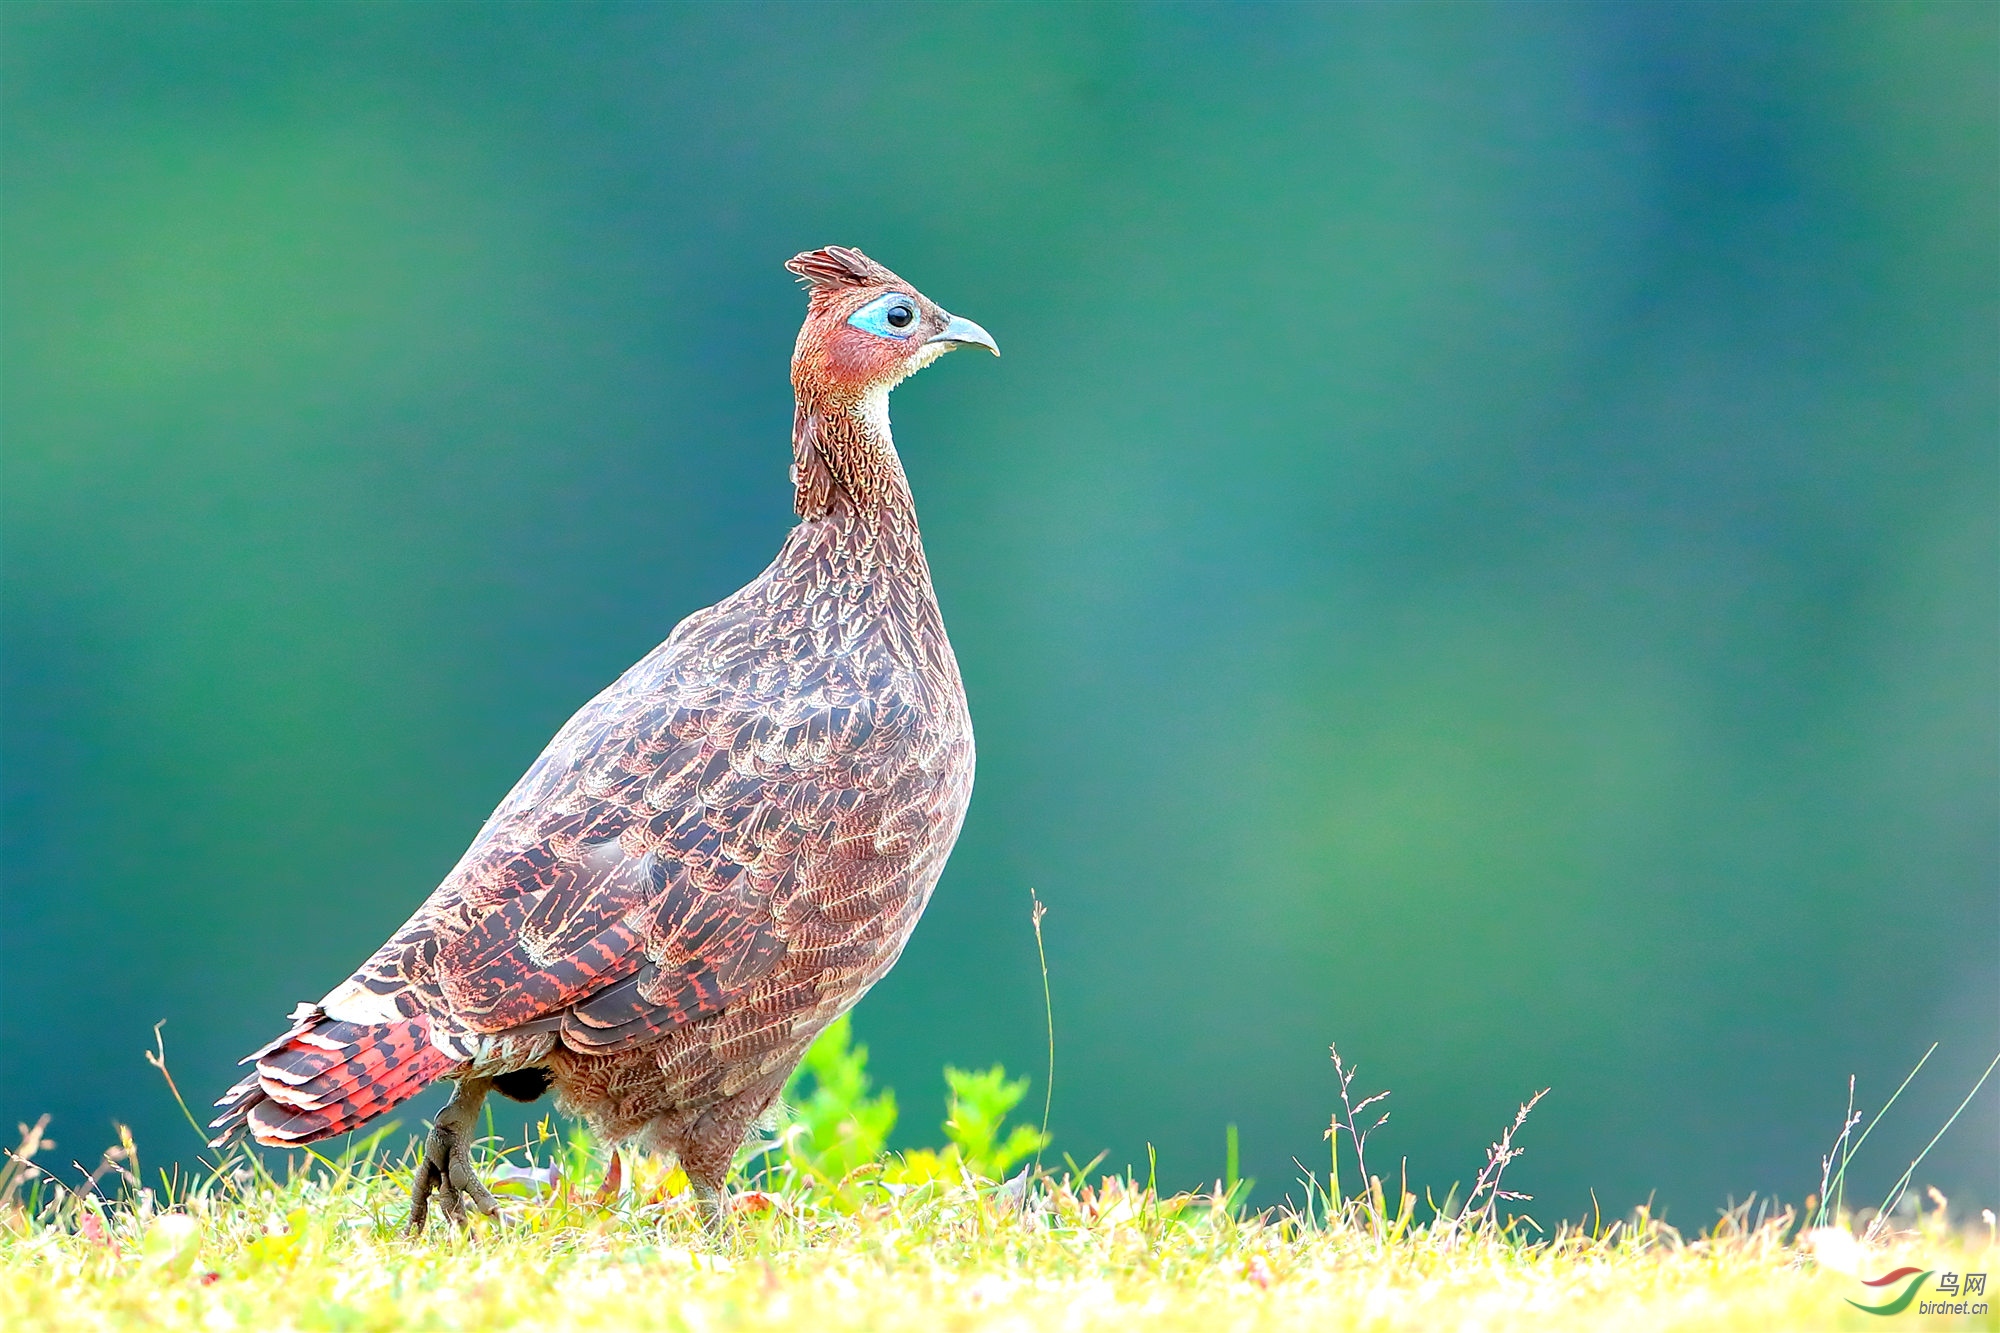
<box><xmin>209</xmin><ymin>1011</ymin><xmax>458</xmax><ymax>1148</ymax></box>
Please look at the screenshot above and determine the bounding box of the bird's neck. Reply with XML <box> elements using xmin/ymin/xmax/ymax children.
<box><xmin>785</xmin><ymin>386</ymin><xmax>936</xmax><ymax>581</ymax></box>
<box><xmin>793</xmin><ymin>386</ymin><xmax>923</xmax><ymax>534</ymax></box>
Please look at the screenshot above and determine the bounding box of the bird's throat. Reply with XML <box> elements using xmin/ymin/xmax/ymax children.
<box><xmin>791</xmin><ymin>386</ymin><xmax>915</xmax><ymax>527</ymax></box>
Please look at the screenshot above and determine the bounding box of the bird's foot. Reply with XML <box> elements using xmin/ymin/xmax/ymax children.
<box><xmin>404</xmin><ymin>1079</ymin><xmax>497</xmax><ymax>1236</ymax></box>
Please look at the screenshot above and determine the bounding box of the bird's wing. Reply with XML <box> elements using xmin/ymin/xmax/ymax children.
<box><xmin>329</xmin><ymin>598</ymin><xmax>945</xmax><ymax>1059</ymax></box>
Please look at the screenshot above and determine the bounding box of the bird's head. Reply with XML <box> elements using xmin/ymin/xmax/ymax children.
<box><xmin>786</xmin><ymin>246</ymin><xmax>998</xmax><ymax>413</ymax></box>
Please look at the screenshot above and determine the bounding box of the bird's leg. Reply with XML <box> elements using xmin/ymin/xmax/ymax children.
<box><xmin>675</xmin><ymin>1087</ymin><xmax>781</xmax><ymax>1239</ymax></box>
<box><xmin>688</xmin><ymin>1177</ymin><xmax>728</xmax><ymax>1236</ymax></box>
<box><xmin>677</xmin><ymin>1116</ymin><xmax>739</xmax><ymax>1240</ymax></box>
<box><xmin>405</xmin><ymin>1076</ymin><xmax>498</xmax><ymax>1236</ymax></box>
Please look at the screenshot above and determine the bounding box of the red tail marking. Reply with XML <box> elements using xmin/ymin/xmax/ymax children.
<box><xmin>212</xmin><ymin>1014</ymin><xmax>457</xmax><ymax>1148</ymax></box>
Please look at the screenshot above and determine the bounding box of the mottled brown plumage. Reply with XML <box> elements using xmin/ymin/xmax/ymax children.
<box><xmin>211</xmin><ymin>247</ymin><xmax>996</xmax><ymax>1229</ymax></box>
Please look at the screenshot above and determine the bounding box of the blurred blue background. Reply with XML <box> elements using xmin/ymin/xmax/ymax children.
<box><xmin>4</xmin><ymin>2</ymin><xmax>1995</xmax><ymax>1224</ymax></box>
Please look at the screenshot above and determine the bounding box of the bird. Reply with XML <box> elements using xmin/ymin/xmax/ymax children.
<box><xmin>209</xmin><ymin>246</ymin><xmax>996</xmax><ymax>1232</ymax></box>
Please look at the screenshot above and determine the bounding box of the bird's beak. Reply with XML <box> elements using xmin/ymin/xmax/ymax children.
<box><xmin>926</xmin><ymin>313</ymin><xmax>999</xmax><ymax>356</ymax></box>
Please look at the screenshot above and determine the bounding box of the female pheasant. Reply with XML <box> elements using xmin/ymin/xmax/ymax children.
<box><xmin>210</xmin><ymin>247</ymin><xmax>995</xmax><ymax>1231</ymax></box>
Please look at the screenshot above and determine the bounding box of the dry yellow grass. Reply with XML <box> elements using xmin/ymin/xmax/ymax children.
<box><xmin>4</xmin><ymin>1143</ymin><xmax>1994</xmax><ymax>1333</ymax></box>
<box><xmin>7</xmin><ymin>1025</ymin><xmax>1993</xmax><ymax>1331</ymax></box>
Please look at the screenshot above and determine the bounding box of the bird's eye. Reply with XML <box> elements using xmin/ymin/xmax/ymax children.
<box><xmin>847</xmin><ymin>293</ymin><xmax>921</xmax><ymax>340</ymax></box>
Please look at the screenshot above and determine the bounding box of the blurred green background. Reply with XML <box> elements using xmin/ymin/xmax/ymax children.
<box><xmin>4</xmin><ymin>2</ymin><xmax>1995</xmax><ymax>1223</ymax></box>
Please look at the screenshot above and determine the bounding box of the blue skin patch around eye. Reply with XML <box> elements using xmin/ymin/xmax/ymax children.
<box><xmin>847</xmin><ymin>293</ymin><xmax>920</xmax><ymax>339</ymax></box>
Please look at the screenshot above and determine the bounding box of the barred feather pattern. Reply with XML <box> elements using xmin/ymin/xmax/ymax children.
<box><xmin>212</xmin><ymin>247</ymin><xmax>978</xmax><ymax>1175</ymax></box>
<box><xmin>211</xmin><ymin>1014</ymin><xmax>458</xmax><ymax>1145</ymax></box>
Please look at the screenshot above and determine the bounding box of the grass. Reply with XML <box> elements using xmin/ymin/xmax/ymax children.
<box><xmin>2</xmin><ymin>1022</ymin><xmax>1995</xmax><ymax>1332</ymax></box>
<box><xmin>2</xmin><ymin>1136</ymin><xmax>1993</xmax><ymax>1332</ymax></box>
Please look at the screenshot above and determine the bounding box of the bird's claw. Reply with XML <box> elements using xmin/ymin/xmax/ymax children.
<box><xmin>404</xmin><ymin>1083</ymin><xmax>498</xmax><ymax>1236</ymax></box>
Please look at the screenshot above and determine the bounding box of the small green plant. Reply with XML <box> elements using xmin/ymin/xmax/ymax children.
<box><xmin>778</xmin><ymin>1013</ymin><xmax>899</xmax><ymax>1186</ymax></box>
<box><xmin>943</xmin><ymin>1063</ymin><xmax>1051</xmax><ymax>1179</ymax></box>
<box><xmin>897</xmin><ymin>1064</ymin><xmax>1052</xmax><ymax>1183</ymax></box>
<box><xmin>776</xmin><ymin>1016</ymin><xmax>1050</xmax><ymax>1191</ymax></box>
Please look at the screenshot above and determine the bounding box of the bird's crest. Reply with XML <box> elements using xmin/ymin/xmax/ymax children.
<box><xmin>787</xmin><ymin>246</ymin><xmax>901</xmax><ymax>295</ymax></box>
